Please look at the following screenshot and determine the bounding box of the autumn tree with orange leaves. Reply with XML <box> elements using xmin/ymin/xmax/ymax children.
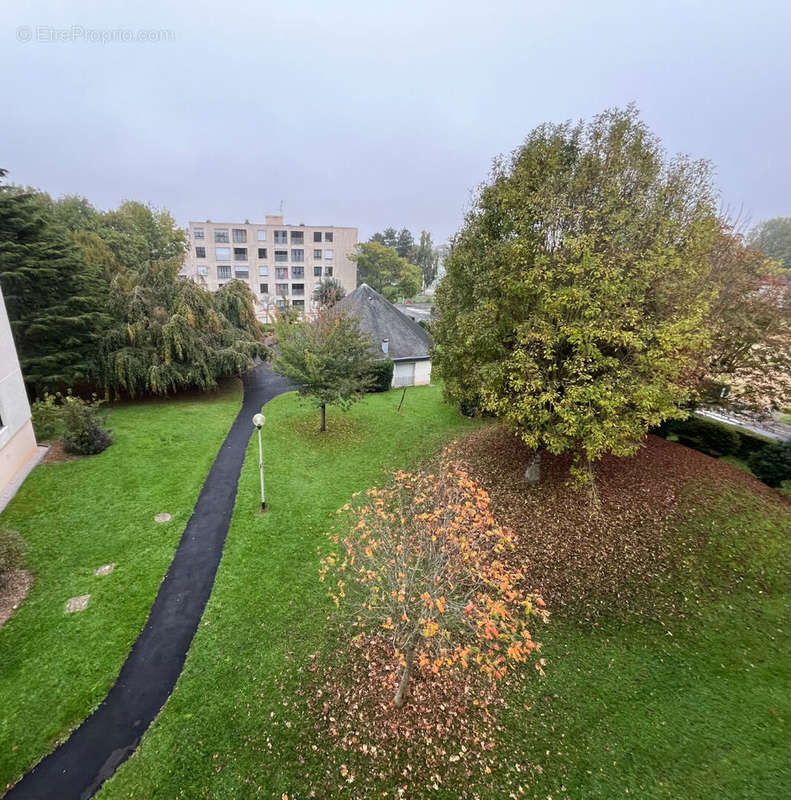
<box><xmin>321</xmin><ymin>460</ymin><xmax>548</xmax><ymax>708</ymax></box>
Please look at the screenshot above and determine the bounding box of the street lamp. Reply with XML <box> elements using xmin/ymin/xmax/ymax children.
<box><xmin>252</xmin><ymin>412</ymin><xmax>267</xmax><ymax>511</ymax></box>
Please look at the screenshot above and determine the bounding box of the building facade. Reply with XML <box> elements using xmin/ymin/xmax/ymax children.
<box><xmin>181</xmin><ymin>216</ymin><xmax>358</xmax><ymax>320</ymax></box>
<box><xmin>0</xmin><ymin>284</ymin><xmax>38</xmax><ymax>495</ymax></box>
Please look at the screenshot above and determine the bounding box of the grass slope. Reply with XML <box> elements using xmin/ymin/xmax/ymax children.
<box><xmin>97</xmin><ymin>386</ymin><xmax>478</xmax><ymax>799</ymax></box>
<box><xmin>99</xmin><ymin>390</ymin><xmax>789</xmax><ymax>799</ymax></box>
<box><xmin>0</xmin><ymin>381</ymin><xmax>242</xmax><ymax>793</ymax></box>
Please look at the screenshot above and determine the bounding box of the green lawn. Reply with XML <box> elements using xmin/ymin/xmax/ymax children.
<box><xmin>0</xmin><ymin>380</ymin><xmax>242</xmax><ymax>792</ymax></box>
<box><xmin>96</xmin><ymin>387</ymin><xmax>790</xmax><ymax>800</ymax></box>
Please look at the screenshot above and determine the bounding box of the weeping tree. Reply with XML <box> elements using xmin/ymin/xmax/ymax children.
<box><xmin>434</xmin><ymin>106</ymin><xmax>719</xmax><ymax>485</ymax></box>
<box><xmin>272</xmin><ymin>308</ymin><xmax>376</xmax><ymax>431</ymax></box>
<box><xmin>98</xmin><ymin>264</ymin><xmax>267</xmax><ymax>396</ymax></box>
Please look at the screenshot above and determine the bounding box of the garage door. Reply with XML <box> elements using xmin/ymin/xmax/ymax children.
<box><xmin>393</xmin><ymin>361</ymin><xmax>415</xmax><ymax>387</ymax></box>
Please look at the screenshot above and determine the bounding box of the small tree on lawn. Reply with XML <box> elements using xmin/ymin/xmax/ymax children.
<box><xmin>273</xmin><ymin>309</ymin><xmax>375</xmax><ymax>431</ymax></box>
<box><xmin>321</xmin><ymin>460</ymin><xmax>548</xmax><ymax>708</ymax></box>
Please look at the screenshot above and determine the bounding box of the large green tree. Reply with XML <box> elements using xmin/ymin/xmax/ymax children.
<box><xmin>351</xmin><ymin>241</ymin><xmax>421</xmax><ymax>301</ymax></box>
<box><xmin>0</xmin><ymin>171</ymin><xmax>108</xmax><ymax>392</ymax></box>
<box><xmin>748</xmin><ymin>217</ymin><xmax>791</xmax><ymax>271</ymax></box>
<box><xmin>413</xmin><ymin>230</ymin><xmax>440</xmax><ymax>289</ymax></box>
<box><xmin>434</xmin><ymin>107</ymin><xmax>719</xmax><ymax>484</ymax></box>
<box><xmin>272</xmin><ymin>309</ymin><xmax>375</xmax><ymax>431</ymax></box>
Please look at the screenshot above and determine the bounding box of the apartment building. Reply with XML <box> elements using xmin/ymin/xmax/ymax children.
<box><xmin>181</xmin><ymin>216</ymin><xmax>357</xmax><ymax>320</ymax></box>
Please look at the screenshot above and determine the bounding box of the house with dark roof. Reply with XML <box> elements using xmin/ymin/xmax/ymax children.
<box><xmin>336</xmin><ymin>283</ymin><xmax>433</xmax><ymax>387</ymax></box>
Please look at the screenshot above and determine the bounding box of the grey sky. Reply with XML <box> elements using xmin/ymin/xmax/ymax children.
<box><xmin>2</xmin><ymin>0</ymin><xmax>788</xmax><ymax>243</ymax></box>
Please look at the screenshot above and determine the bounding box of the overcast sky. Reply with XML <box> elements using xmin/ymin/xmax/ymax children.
<box><xmin>2</xmin><ymin>0</ymin><xmax>788</xmax><ymax>242</ymax></box>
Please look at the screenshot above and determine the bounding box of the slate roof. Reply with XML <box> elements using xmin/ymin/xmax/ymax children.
<box><xmin>336</xmin><ymin>283</ymin><xmax>433</xmax><ymax>360</ymax></box>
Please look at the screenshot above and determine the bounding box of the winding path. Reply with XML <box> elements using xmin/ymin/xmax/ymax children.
<box><xmin>6</xmin><ymin>364</ymin><xmax>292</xmax><ymax>800</ymax></box>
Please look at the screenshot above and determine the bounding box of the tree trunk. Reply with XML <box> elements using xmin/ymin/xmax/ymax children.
<box><xmin>524</xmin><ymin>448</ymin><xmax>542</xmax><ymax>485</ymax></box>
<box><xmin>320</xmin><ymin>403</ymin><xmax>326</xmax><ymax>432</ymax></box>
<box><xmin>393</xmin><ymin>646</ymin><xmax>415</xmax><ymax>708</ymax></box>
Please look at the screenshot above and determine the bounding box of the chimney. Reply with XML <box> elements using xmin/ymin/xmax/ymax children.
<box><xmin>381</xmin><ymin>338</ymin><xmax>389</xmax><ymax>355</ymax></box>
<box><xmin>265</xmin><ymin>215</ymin><xmax>283</xmax><ymax>225</ymax></box>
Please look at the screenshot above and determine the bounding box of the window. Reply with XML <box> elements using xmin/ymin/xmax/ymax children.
<box><xmin>325</xmin><ymin>231</ymin><xmax>333</xmax><ymax>242</ymax></box>
<box><xmin>193</xmin><ymin>227</ymin><xmax>205</xmax><ymax>240</ymax></box>
<box><xmin>276</xmin><ymin>283</ymin><xmax>289</xmax><ymax>297</ymax></box>
<box><xmin>275</xmin><ymin>298</ymin><xmax>287</xmax><ymax>309</ymax></box>
<box><xmin>257</xmin><ymin>230</ymin><xmax>267</xmax><ymax>241</ymax></box>
<box><xmin>235</xmin><ymin>268</ymin><xmax>249</xmax><ymax>279</ymax></box>
<box><xmin>259</xmin><ymin>283</ymin><xmax>269</xmax><ymax>294</ymax></box>
<box><xmin>325</xmin><ymin>249</ymin><xmax>333</xmax><ymax>260</ymax></box>
<box><xmin>217</xmin><ymin>265</ymin><xmax>232</xmax><ymax>279</ymax></box>
<box><xmin>232</xmin><ymin>229</ymin><xmax>247</xmax><ymax>243</ymax></box>
<box><xmin>291</xmin><ymin>248</ymin><xmax>304</xmax><ymax>262</ymax></box>
<box><xmin>274</xmin><ymin>230</ymin><xmax>288</xmax><ymax>244</ymax></box>
<box><xmin>292</xmin><ymin>299</ymin><xmax>305</xmax><ymax>309</ymax></box>
<box><xmin>313</xmin><ymin>248</ymin><xmax>322</xmax><ymax>259</ymax></box>
<box><xmin>324</xmin><ymin>266</ymin><xmax>333</xmax><ymax>276</ymax></box>
<box><xmin>234</xmin><ymin>247</ymin><xmax>247</xmax><ymax>260</ymax></box>
<box><xmin>195</xmin><ymin>246</ymin><xmax>206</xmax><ymax>258</ymax></box>
<box><xmin>259</xmin><ymin>266</ymin><xmax>269</xmax><ymax>276</ymax></box>
<box><xmin>215</xmin><ymin>228</ymin><xmax>229</xmax><ymax>243</ymax></box>
<box><xmin>276</xmin><ymin>267</ymin><xmax>288</xmax><ymax>279</ymax></box>
<box><xmin>291</xmin><ymin>230</ymin><xmax>304</xmax><ymax>244</ymax></box>
<box><xmin>258</xmin><ymin>247</ymin><xmax>268</xmax><ymax>259</ymax></box>
<box><xmin>313</xmin><ymin>231</ymin><xmax>322</xmax><ymax>242</ymax></box>
<box><xmin>292</xmin><ymin>283</ymin><xmax>305</xmax><ymax>297</ymax></box>
<box><xmin>216</xmin><ymin>246</ymin><xmax>231</xmax><ymax>260</ymax></box>
<box><xmin>197</xmin><ymin>265</ymin><xmax>208</xmax><ymax>276</ymax></box>
<box><xmin>314</xmin><ymin>266</ymin><xmax>322</xmax><ymax>277</ymax></box>
<box><xmin>291</xmin><ymin>266</ymin><xmax>304</xmax><ymax>279</ymax></box>
<box><xmin>274</xmin><ymin>249</ymin><xmax>288</xmax><ymax>262</ymax></box>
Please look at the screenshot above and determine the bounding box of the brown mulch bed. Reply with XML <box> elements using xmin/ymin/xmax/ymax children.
<box><xmin>0</xmin><ymin>571</ymin><xmax>32</xmax><ymax>627</ymax></box>
<box><xmin>448</xmin><ymin>428</ymin><xmax>790</xmax><ymax>619</ymax></box>
<box><xmin>40</xmin><ymin>440</ymin><xmax>82</xmax><ymax>465</ymax></box>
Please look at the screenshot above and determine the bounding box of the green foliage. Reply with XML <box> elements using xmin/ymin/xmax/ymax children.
<box><xmin>370</xmin><ymin>227</ymin><xmax>416</xmax><ymax>260</ymax></box>
<box><xmin>366</xmin><ymin>359</ymin><xmax>394</xmax><ymax>392</ymax></box>
<box><xmin>30</xmin><ymin>393</ymin><xmax>65</xmax><ymax>442</ymax></box>
<box><xmin>272</xmin><ymin>309</ymin><xmax>376</xmax><ymax>427</ymax></box>
<box><xmin>60</xmin><ymin>394</ymin><xmax>113</xmax><ymax>455</ymax></box>
<box><xmin>99</xmin><ymin>267</ymin><xmax>266</xmax><ymax>396</ymax></box>
<box><xmin>413</xmin><ymin>230</ymin><xmax>440</xmax><ymax>289</ymax></box>
<box><xmin>748</xmin><ymin>217</ymin><xmax>791</xmax><ymax>270</ymax></box>
<box><xmin>312</xmin><ymin>277</ymin><xmax>346</xmax><ymax>308</ymax></box>
<box><xmin>747</xmin><ymin>441</ymin><xmax>791</xmax><ymax>488</ymax></box>
<box><xmin>434</xmin><ymin>106</ymin><xmax>719</xmax><ymax>478</ymax></box>
<box><xmin>0</xmin><ymin>170</ymin><xmax>109</xmax><ymax>392</ymax></box>
<box><xmin>351</xmin><ymin>241</ymin><xmax>421</xmax><ymax>301</ymax></box>
<box><xmin>671</xmin><ymin>417</ymin><xmax>741</xmax><ymax>457</ymax></box>
<box><xmin>0</xmin><ymin>527</ymin><xmax>25</xmax><ymax>583</ymax></box>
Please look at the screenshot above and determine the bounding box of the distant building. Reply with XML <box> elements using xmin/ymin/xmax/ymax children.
<box><xmin>0</xmin><ymin>284</ymin><xmax>38</xmax><ymax>495</ymax></box>
<box><xmin>180</xmin><ymin>216</ymin><xmax>358</xmax><ymax>320</ymax></box>
<box><xmin>336</xmin><ymin>283</ymin><xmax>433</xmax><ymax>387</ymax></box>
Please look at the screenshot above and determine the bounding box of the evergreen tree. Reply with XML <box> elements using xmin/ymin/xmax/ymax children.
<box><xmin>0</xmin><ymin>170</ymin><xmax>108</xmax><ymax>392</ymax></box>
<box><xmin>312</xmin><ymin>276</ymin><xmax>346</xmax><ymax>308</ymax></box>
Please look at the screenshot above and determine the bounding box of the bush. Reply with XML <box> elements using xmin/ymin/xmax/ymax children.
<box><xmin>0</xmin><ymin>527</ymin><xmax>25</xmax><ymax>585</ymax></box>
<box><xmin>61</xmin><ymin>394</ymin><xmax>113</xmax><ymax>455</ymax></box>
<box><xmin>748</xmin><ymin>442</ymin><xmax>791</xmax><ymax>488</ymax></box>
<box><xmin>30</xmin><ymin>393</ymin><xmax>65</xmax><ymax>442</ymax></box>
<box><xmin>366</xmin><ymin>359</ymin><xmax>394</xmax><ymax>393</ymax></box>
<box><xmin>736</xmin><ymin>430</ymin><xmax>773</xmax><ymax>460</ymax></box>
<box><xmin>658</xmin><ymin>417</ymin><xmax>741</xmax><ymax>457</ymax></box>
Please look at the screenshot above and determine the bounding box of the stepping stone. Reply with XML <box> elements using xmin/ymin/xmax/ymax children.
<box><xmin>154</xmin><ymin>513</ymin><xmax>172</xmax><ymax>523</ymax></box>
<box><xmin>65</xmin><ymin>594</ymin><xmax>90</xmax><ymax>614</ymax></box>
<box><xmin>94</xmin><ymin>563</ymin><xmax>115</xmax><ymax>577</ymax></box>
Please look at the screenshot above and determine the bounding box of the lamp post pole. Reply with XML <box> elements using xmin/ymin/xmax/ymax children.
<box><xmin>253</xmin><ymin>413</ymin><xmax>266</xmax><ymax>510</ymax></box>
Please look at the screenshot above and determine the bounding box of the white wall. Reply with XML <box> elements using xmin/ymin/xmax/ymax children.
<box><xmin>391</xmin><ymin>359</ymin><xmax>432</xmax><ymax>387</ymax></box>
<box><xmin>0</xmin><ymin>285</ymin><xmax>37</xmax><ymax>493</ymax></box>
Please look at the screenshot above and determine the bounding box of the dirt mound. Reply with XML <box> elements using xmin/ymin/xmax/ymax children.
<box><xmin>448</xmin><ymin>427</ymin><xmax>789</xmax><ymax>619</ymax></box>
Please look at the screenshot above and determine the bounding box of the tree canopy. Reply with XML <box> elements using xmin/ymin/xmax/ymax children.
<box><xmin>748</xmin><ymin>217</ymin><xmax>791</xmax><ymax>271</ymax></box>
<box><xmin>434</xmin><ymin>106</ymin><xmax>719</xmax><ymax>482</ymax></box>
<box><xmin>351</xmin><ymin>241</ymin><xmax>421</xmax><ymax>301</ymax></box>
<box><xmin>272</xmin><ymin>308</ymin><xmax>376</xmax><ymax>430</ymax></box>
<box><xmin>312</xmin><ymin>276</ymin><xmax>346</xmax><ymax>308</ymax></box>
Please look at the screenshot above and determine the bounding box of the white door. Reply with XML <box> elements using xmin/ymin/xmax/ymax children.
<box><xmin>393</xmin><ymin>362</ymin><xmax>415</xmax><ymax>387</ymax></box>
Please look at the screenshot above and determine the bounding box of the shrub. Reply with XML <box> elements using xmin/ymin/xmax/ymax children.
<box><xmin>0</xmin><ymin>527</ymin><xmax>25</xmax><ymax>586</ymax></box>
<box><xmin>366</xmin><ymin>359</ymin><xmax>394</xmax><ymax>393</ymax></box>
<box><xmin>736</xmin><ymin>430</ymin><xmax>773</xmax><ymax>460</ymax></box>
<box><xmin>662</xmin><ymin>417</ymin><xmax>741</xmax><ymax>457</ymax></box>
<box><xmin>61</xmin><ymin>394</ymin><xmax>113</xmax><ymax>455</ymax></box>
<box><xmin>30</xmin><ymin>393</ymin><xmax>64</xmax><ymax>442</ymax></box>
<box><xmin>747</xmin><ymin>442</ymin><xmax>791</xmax><ymax>488</ymax></box>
